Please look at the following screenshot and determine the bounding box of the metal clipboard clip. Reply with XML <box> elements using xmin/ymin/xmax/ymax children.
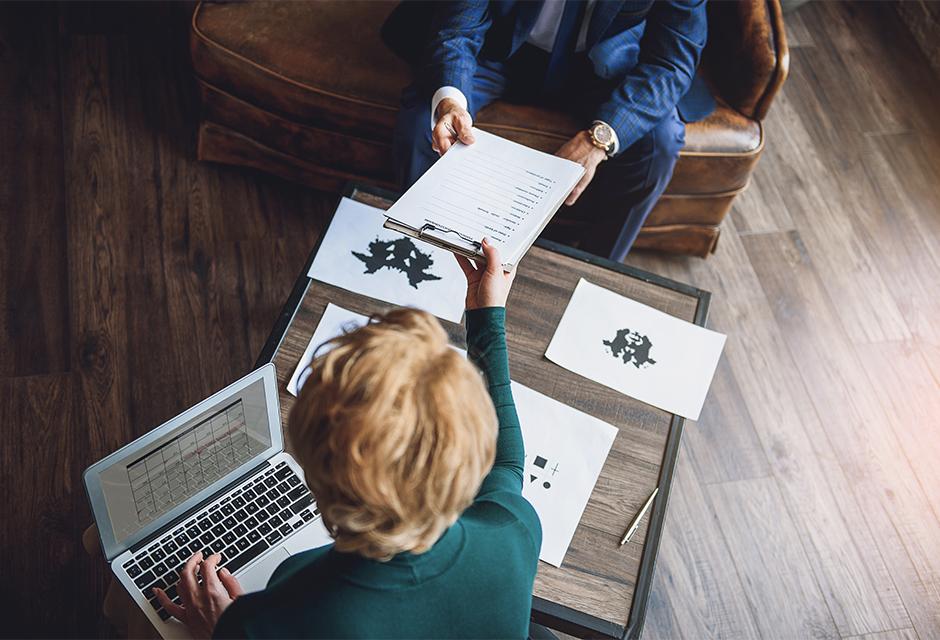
<box><xmin>418</xmin><ymin>223</ymin><xmax>483</xmax><ymax>251</ymax></box>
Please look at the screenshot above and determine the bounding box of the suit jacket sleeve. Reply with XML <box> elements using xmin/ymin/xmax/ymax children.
<box><xmin>420</xmin><ymin>1</ymin><xmax>492</xmax><ymax>111</ymax></box>
<box><xmin>595</xmin><ymin>0</ymin><xmax>707</xmax><ymax>153</ymax></box>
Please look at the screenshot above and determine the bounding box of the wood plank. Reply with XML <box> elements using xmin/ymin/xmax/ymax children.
<box><xmin>856</xmin><ymin>149</ymin><xmax>940</xmax><ymax>342</ymax></box>
<box><xmin>0</xmin><ymin>2</ymin><xmax>69</xmax><ymax>377</ymax></box>
<box><xmin>853</xmin><ymin>343</ymin><xmax>940</xmax><ymax>638</ymax></box>
<box><xmin>60</xmin><ymin>31</ymin><xmax>136</xmax><ymax>460</ymax></box>
<box><xmin>868</xmin><ymin>134</ymin><xmax>940</xmax><ymax>245</ymax></box>
<box><xmin>641</xmin><ymin>582</ymin><xmax>686</xmax><ymax>640</ymax></box>
<box><xmin>853</xmin><ymin>136</ymin><xmax>940</xmax><ymax>345</ymax></box>
<box><xmin>824</xmin><ymin>1</ymin><xmax>940</xmax><ymax>147</ymax></box>
<box><xmin>0</xmin><ymin>374</ymin><xmax>110</xmax><ymax>638</ymax></box>
<box><xmin>642</xmin><ymin>445</ymin><xmax>762</xmax><ymax>640</ymax></box>
<box><xmin>844</xmin><ymin>630</ymin><xmax>919</xmax><ymax>640</ymax></box>
<box><xmin>791</xmin><ymin>0</ymin><xmax>860</xmax><ymax>54</ymax></box>
<box><xmin>58</xmin><ymin>33</ymin><xmax>139</xmax><ymax>637</ymax></box>
<box><xmin>99</xmin><ymin>32</ymin><xmax>205</xmax><ymax>435</ymax></box>
<box><xmin>728</xmin><ymin>164</ymin><xmax>797</xmax><ymax>236</ymax></box>
<box><xmin>681</xmin><ymin>355</ymin><xmax>770</xmax><ymax>485</ymax></box>
<box><xmin>743</xmin><ymin>230</ymin><xmax>938</xmax><ymax>637</ymax></box>
<box><xmin>749</xmin><ymin>76</ymin><xmax>911</xmax><ymax>345</ymax></box>
<box><xmin>781</xmin><ymin>6</ymin><xmax>816</xmax><ymax>49</ymax></box>
<box><xmin>795</xmin><ymin>8</ymin><xmax>908</xmax><ymax>140</ymax></box>
<box><xmin>707</xmin><ymin>477</ymin><xmax>837</xmax><ymax>639</ymax></box>
<box><xmin>634</xmin><ymin>218</ymin><xmax>903</xmax><ymax>637</ymax></box>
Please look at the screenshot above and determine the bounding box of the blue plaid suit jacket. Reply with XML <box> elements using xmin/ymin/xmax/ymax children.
<box><xmin>419</xmin><ymin>0</ymin><xmax>707</xmax><ymax>152</ymax></box>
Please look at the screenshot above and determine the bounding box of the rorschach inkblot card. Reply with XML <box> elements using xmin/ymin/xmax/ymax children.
<box><xmin>308</xmin><ymin>197</ymin><xmax>467</xmax><ymax>323</ymax></box>
<box><xmin>545</xmin><ymin>279</ymin><xmax>726</xmax><ymax>420</ymax></box>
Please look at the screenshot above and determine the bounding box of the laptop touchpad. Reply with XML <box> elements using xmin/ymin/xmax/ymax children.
<box><xmin>236</xmin><ymin>546</ymin><xmax>290</xmax><ymax>594</ymax></box>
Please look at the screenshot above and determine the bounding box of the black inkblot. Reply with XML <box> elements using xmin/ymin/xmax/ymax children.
<box><xmin>352</xmin><ymin>237</ymin><xmax>442</xmax><ymax>289</ymax></box>
<box><xmin>603</xmin><ymin>328</ymin><xmax>657</xmax><ymax>369</ymax></box>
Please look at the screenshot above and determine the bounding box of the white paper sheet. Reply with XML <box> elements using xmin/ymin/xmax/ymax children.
<box><xmin>545</xmin><ymin>279</ymin><xmax>726</xmax><ymax>420</ymax></box>
<box><xmin>385</xmin><ymin>128</ymin><xmax>584</xmax><ymax>267</ymax></box>
<box><xmin>512</xmin><ymin>381</ymin><xmax>618</xmax><ymax>567</ymax></box>
<box><xmin>308</xmin><ymin>197</ymin><xmax>466</xmax><ymax>323</ymax></box>
<box><xmin>288</xmin><ymin>303</ymin><xmax>618</xmax><ymax>567</ymax></box>
<box><xmin>286</xmin><ymin>304</ymin><xmax>370</xmax><ymax>396</ymax></box>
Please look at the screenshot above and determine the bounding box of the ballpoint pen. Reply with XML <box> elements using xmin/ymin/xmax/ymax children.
<box><xmin>619</xmin><ymin>487</ymin><xmax>659</xmax><ymax>546</ymax></box>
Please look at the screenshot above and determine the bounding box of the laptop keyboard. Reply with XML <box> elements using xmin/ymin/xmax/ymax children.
<box><xmin>120</xmin><ymin>461</ymin><xmax>319</xmax><ymax>621</ymax></box>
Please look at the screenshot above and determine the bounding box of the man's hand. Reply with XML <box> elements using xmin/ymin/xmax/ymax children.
<box><xmin>154</xmin><ymin>552</ymin><xmax>243</xmax><ymax>639</ymax></box>
<box><xmin>433</xmin><ymin>98</ymin><xmax>475</xmax><ymax>155</ymax></box>
<box><xmin>455</xmin><ymin>238</ymin><xmax>517</xmax><ymax>309</ymax></box>
<box><xmin>556</xmin><ymin>131</ymin><xmax>608</xmax><ymax>206</ymax></box>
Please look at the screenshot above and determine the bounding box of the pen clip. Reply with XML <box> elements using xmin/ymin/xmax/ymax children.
<box><xmin>418</xmin><ymin>223</ymin><xmax>482</xmax><ymax>251</ymax></box>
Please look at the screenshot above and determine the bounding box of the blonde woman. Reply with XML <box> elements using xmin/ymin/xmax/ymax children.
<box><xmin>155</xmin><ymin>240</ymin><xmax>541</xmax><ymax>638</ymax></box>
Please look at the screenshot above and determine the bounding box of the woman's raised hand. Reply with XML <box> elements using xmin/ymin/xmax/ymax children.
<box><xmin>455</xmin><ymin>238</ymin><xmax>517</xmax><ymax>310</ymax></box>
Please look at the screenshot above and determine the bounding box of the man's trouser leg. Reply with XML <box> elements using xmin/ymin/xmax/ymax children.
<box><xmin>557</xmin><ymin>108</ymin><xmax>685</xmax><ymax>262</ymax></box>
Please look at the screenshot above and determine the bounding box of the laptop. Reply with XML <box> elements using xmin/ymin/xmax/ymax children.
<box><xmin>84</xmin><ymin>364</ymin><xmax>334</xmax><ymax>638</ymax></box>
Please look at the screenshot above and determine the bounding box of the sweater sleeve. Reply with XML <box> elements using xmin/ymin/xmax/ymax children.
<box><xmin>465</xmin><ymin>307</ymin><xmax>525</xmax><ymax>497</ymax></box>
<box><xmin>213</xmin><ymin>598</ymin><xmax>249</xmax><ymax>639</ymax></box>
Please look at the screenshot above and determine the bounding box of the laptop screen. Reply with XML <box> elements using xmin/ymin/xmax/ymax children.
<box><xmin>86</xmin><ymin>367</ymin><xmax>279</xmax><ymax>559</ymax></box>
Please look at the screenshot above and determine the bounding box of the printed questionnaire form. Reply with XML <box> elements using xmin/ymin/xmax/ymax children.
<box><xmin>385</xmin><ymin>129</ymin><xmax>583</xmax><ymax>267</ymax></box>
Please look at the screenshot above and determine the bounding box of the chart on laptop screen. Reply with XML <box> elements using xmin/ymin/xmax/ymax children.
<box><xmin>126</xmin><ymin>400</ymin><xmax>254</xmax><ymax>524</ymax></box>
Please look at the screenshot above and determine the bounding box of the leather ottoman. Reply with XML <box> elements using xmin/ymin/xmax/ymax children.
<box><xmin>190</xmin><ymin>0</ymin><xmax>788</xmax><ymax>257</ymax></box>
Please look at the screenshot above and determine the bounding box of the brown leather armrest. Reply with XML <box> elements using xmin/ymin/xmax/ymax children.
<box><xmin>701</xmin><ymin>0</ymin><xmax>789</xmax><ymax>121</ymax></box>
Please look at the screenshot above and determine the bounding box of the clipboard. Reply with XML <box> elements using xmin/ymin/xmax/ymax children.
<box><xmin>383</xmin><ymin>218</ymin><xmax>485</xmax><ymax>261</ymax></box>
<box><xmin>381</xmin><ymin>129</ymin><xmax>585</xmax><ymax>270</ymax></box>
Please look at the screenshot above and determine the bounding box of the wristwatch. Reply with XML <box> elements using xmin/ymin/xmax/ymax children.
<box><xmin>588</xmin><ymin>121</ymin><xmax>615</xmax><ymax>156</ymax></box>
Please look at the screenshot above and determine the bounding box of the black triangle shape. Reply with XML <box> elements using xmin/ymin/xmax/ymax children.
<box><xmin>529</xmin><ymin>474</ymin><xmax>537</xmax><ymax>483</ymax></box>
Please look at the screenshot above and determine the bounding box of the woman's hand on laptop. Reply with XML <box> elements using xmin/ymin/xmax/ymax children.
<box><xmin>154</xmin><ymin>551</ymin><xmax>244</xmax><ymax>639</ymax></box>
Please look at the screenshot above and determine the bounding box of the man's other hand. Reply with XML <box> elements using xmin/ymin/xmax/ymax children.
<box><xmin>433</xmin><ymin>98</ymin><xmax>475</xmax><ymax>155</ymax></box>
<box><xmin>556</xmin><ymin>131</ymin><xmax>608</xmax><ymax>206</ymax></box>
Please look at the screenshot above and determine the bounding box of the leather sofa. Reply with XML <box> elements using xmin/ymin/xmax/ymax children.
<box><xmin>190</xmin><ymin>1</ymin><xmax>788</xmax><ymax>257</ymax></box>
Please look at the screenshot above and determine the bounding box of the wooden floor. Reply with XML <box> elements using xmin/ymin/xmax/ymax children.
<box><xmin>1</xmin><ymin>2</ymin><xmax>937</xmax><ymax>638</ymax></box>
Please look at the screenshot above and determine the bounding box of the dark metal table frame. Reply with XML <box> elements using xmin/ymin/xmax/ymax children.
<box><xmin>254</xmin><ymin>184</ymin><xmax>711</xmax><ymax>640</ymax></box>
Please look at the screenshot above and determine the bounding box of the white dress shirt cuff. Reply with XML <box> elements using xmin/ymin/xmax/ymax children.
<box><xmin>431</xmin><ymin>86</ymin><xmax>469</xmax><ymax>129</ymax></box>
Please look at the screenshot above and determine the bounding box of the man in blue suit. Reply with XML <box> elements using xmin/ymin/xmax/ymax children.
<box><xmin>387</xmin><ymin>0</ymin><xmax>709</xmax><ymax>261</ymax></box>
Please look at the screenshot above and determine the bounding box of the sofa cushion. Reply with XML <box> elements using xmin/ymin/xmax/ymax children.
<box><xmin>192</xmin><ymin>0</ymin><xmax>761</xmax><ymax>195</ymax></box>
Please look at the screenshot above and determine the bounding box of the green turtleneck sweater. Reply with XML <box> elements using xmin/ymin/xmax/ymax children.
<box><xmin>214</xmin><ymin>307</ymin><xmax>541</xmax><ymax>639</ymax></box>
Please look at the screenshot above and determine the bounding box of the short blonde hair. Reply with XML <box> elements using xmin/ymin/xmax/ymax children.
<box><xmin>289</xmin><ymin>308</ymin><xmax>497</xmax><ymax>560</ymax></box>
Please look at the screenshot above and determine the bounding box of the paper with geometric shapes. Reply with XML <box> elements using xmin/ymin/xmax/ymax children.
<box><xmin>286</xmin><ymin>304</ymin><xmax>370</xmax><ymax>396</ymax></box>
<box><xmin>308</xmin><ymin>197</ymin><xmax>466</xmax><ymax>323</ymax></box>
<box><xmin>511</xmin><ymin>381</ymin><xmax>618</xmax><ymax>567</ymax></box>
<box><xmin>545</xmin><ymin>278</ymin><xmax>726</xmax><ymax>420</ymax></box>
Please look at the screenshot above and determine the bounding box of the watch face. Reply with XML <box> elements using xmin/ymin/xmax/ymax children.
<box><xmin>593</xmin><ymin>124</ymin><xmax>613</xmax><ymax>146</ymax></box>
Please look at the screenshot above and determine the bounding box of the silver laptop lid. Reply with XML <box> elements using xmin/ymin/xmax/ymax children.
<box><xmin>84</xmin><ymin>364</ymin><xmax>282</xmax><ymax>561</ymax></box>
